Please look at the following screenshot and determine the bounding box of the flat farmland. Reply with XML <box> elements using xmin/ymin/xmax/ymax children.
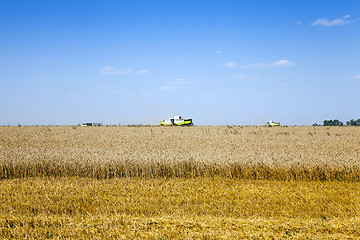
<box><xmin>1</xmin><ymin>126</ymin><xmax>360</xmax><ymax>180</ymax></box>
<box><xmin>0</xmin><ymin>126</ymin><xmax>359</xmax><ymax>239</ymax></box>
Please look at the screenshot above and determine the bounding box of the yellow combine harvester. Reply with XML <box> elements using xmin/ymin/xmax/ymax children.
<box><xmin>267</xmin><ymin>120</ymin><xmax>280</xmax><ymax>126</ymax></box>
<box><xmin>160</xmin><ymin>116</ymin><xmax>193</xmax><ymax>126</ymax></box>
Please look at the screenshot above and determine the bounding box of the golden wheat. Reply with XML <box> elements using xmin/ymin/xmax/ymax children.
<box><xmin>0</xmin><ymin>126</ymin><xmax>359</xmax><ymax>180</ymax></box>
<box><xmin>0</xmin><ymin>177</ymin><xmax>359</xmax><ymax>239</ymax></box>
<box><xmin>1</xmin><ymin>126</ymin><xmax>360</xmax><ymax>238</ymax></box>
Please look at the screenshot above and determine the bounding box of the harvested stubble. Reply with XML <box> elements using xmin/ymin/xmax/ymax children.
<box><xmin>1</xmin><ymin>126</ymin><xmax>360</xmax><ymax>180</ymax></box>
<box><xmin>0</xmin><ymin>177</ymin><xmax>359</xmax><ymax>239</ymax></box>
<box><xmin>0</xmin><ymin>126</ymin><xmax>360</xmax><ymax>180</ymax></box>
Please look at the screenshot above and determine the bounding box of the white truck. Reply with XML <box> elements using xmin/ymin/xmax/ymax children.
<box><xmin>160</xmin><ymin>116</ymin><xmax>193</xmax><ymax>126</ymax></box>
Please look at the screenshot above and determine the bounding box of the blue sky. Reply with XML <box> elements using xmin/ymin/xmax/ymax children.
<box><xmin>1</xmin><ymin>0</ymin><xmax>359</xmax><ymax>126</ymax></box>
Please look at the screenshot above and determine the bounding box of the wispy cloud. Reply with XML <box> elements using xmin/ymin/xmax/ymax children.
<box><xmin>311</xmin><ymin>14</ymin><xmax>354</xmax><ymax>27</ymax></box>
<box><xmin>353</xmin><ymin>74</ymin><xmax>360</xmax><ymax>79</ymax></box>
<box><xmin>272</xmin><ymin>59</ymin><xmax>295</xmax><ymax>67</ymax></box>
<box><xmin>165</xmin><ymin>78</ymin><xmax>193</xmax><ymax>85</ymax></box>
<box><xmin>101</xmin><ymin>66</ymin><xmax>150</xmax><ymax>75</ymax></box>
<box><xmin>216</xmin><ymin>50</ymin><xmax>223</xmax><ymax>54</ymax></box>
<box><xmin>160</xmin><ymin>78</ymin><xmax>196</xmax><ymax>91</ymax></box>
<box><xmin>243</xmin><ymin>60</ymin><xmax>294</xmax><ymax>69</ymax></box>
<box><xmin>222</xmin><ymin>62</ymin><xmax>238</xmax><ymax>68</ymax></box>
<box><xmin>160</xmin><ymin>85</ymin><xmax>177</xmax><ymax>91</ymax></box>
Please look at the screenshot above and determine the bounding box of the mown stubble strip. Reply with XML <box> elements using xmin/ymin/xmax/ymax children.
<box><xmin>0</xmin><ymin>177</ymin><xmax>359</xmax><ymax>239</ymax></box>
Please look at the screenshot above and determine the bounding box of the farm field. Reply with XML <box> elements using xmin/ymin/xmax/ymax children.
<box><xmin>0</xmin><ymin>126</ymin><xmax>360</xmax><ymax>239</ymax></box>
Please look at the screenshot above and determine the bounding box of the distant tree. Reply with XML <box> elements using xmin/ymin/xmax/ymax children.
<box><xmin>345</xmin><ymin>119</ymin><xmax>360</xmax><ymax>126</ymax></box>
<box><xmin>323</xmin><ymin>119</ymin><xmax>344</xmax><ymax>126</ymax></box>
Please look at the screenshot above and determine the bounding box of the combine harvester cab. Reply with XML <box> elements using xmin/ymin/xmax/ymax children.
<box><xmin>160</xmin><ymin>116</ymin><xmax>193</xmax><ymax>126</ymax></box>
<box><xmin>267</xmin><ymin>120</ymin><xmax>280</xmax><ymax>127</ymax></box>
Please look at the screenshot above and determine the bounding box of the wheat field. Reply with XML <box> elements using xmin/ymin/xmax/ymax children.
<box><xmin>1</xmin><ymin>126</ymin><xmax>360</xmax><ymax>180</ymax></box>
<box><xmin>0</xmin><ymin>126</ymin><xmax>360</xmax><ymax>239</ymax></box>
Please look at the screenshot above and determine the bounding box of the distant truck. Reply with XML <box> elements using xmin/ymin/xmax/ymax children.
<box><xmin>160</xmin><ymin>116</ymin><xmax>193</xmax><ymax>126</ymax></box>
<box><xmin>267</xmin><ymin>120</ymin><xmax>280</xmax><ymax>127</ymax></box>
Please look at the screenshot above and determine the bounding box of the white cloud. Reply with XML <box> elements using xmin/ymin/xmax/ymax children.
<box><xmin>311</xmin><ymin>14</ymin><xmax>354</xmax><ymax>26</ymax></box>
<box><xmin>243</xmin><ymin>60</ymin><xmax>294</xmax><ymax>69</ymax></box>
<box><xmin>353</xmin><ymin>74</ymin><xmax>360</xmax><ymax>79</ymax></box>
<box><xmin>216</xmin><ymin>50</ymin><xmax>223</xmax><ymax>54</ymax></box>
<box><xmin>272</xmin><ymin>59</ymin><xmax>295</xmax><ymax>67</ymax></box>
<box><xmin>296</xmin><ymin>21</ymin><xmax>302</xmax><ymax>25</ymax></box>
<box><xmin>160</xmin><ymin>85</ymin><xmax>177</xmax><ymax>91</ymax></box>
<box><xmin>166</xmin><ymin>78</ymin><xmax>192</xmax><ymax>85</ymax></box>
<box><xmin>101</xmin><ymin>66</ymin><xmax>150</xmax><ymax>75</ymax></box>
<box><xmin>222</xmin><ymin>62</ymin><xmax>238</xmax><ymax>68</ymax></box>
<box><xmin>160</xmin><ymin>78</ymin><xmax>196</xmax><ymax>91</ymax></box>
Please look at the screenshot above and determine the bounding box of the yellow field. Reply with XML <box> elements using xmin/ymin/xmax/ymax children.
<box><xmin>1</xmin><ymin>126</ymin><xmax>360</xmax><ymax>180</ymax></box>
<box><xmin>0</xmin><ymin>126</ymin><xmax>360</xmax><ymax>239</ymax></box>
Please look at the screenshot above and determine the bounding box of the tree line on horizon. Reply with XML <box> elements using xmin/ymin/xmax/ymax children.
<box><xmin>313</xmin><ymin>119</ymin><xmax>360</xmax><ymax>126</ymax></box>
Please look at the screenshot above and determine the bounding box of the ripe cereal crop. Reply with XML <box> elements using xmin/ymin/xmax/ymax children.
<box><xmin>0</xmin><ymin>126</ymin><xmax>359</xmax><ymax>239</ymax></box>
<box><xmin>0</xmin><ymin>126</ymin><xmax>359</xmax><ymax>180</ymax></box>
